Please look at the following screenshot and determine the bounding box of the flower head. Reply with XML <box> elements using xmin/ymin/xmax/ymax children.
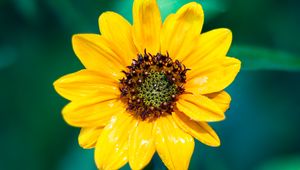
<box><xmin>54</xmin><ymin>0</ymin><xmax>241</xmax><ymax>169</ymax></box>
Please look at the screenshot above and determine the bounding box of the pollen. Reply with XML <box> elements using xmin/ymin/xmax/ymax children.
<box><xmin>119</xmin><ymin>50</ymin><xmax>190</xmax><ymax>120</ymax></box>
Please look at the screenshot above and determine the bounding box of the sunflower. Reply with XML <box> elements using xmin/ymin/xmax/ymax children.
<box><xmin>53</xmin><ymin>0</ymin><xmax>241</xmax><ymax>169</ymax></box>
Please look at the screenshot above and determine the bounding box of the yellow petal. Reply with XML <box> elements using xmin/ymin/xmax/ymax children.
<box><xmin>128</xmin><ymin>121</ymin><xmax>155</xmax><ymax>170</ymax></box>
<box><xmin>62</xmin><ymin>92</ymin><xmax>124</xmax><ymax>127</ymax></box>
<box><xmin>176</xmin><ymin>93</ymin><xmax>225</xmax><ymax>122</ymax></box>
<box><xmin>206</xmin><ymin>91</ymin><xmax>231</xmax><ymax>112</ymax></box>
<box><xmin>132</xmin><ymin>0</ymin><xmax>161</xmax><ymax>54</ymax></box>
<box><xmin>78</xmin><ymin>127</ymin><xmax>103</xmax><ymax>149</ymax></box>
<box><xmin>183</xmin><ymin>28</ymin><xmax>232</xmax><ymax>69</ymax></box>
<box><xmin>95</xmin><ymin>112</ymin><xmax>138</xmax><ymax>170</ymax></box>
<box><xmin>53</xmin><ymin>69</ymin><xmax>119</xmax><ymax>101</ymax></box>
<box><xmin>72</xmin><ymin>34</ymin><xmax>125</xmax><ymax>74</ymax></box>
<box><xmin>173</xmin><ymin>111</ymin><xmax>220</xmax><ymax>147</ymax></box>
<box><xmin>155</xmin><ymin>115</ymin><xmax>194</xmax><ymax>170</ymax></box>
<box><xmin>186</xmin><ymin>57</ymin><xmax>241</xmax><ymax>94</ymax></box>
<box><xmin>161</xmin><ymin>2</ymin><xmax>204</xmax><ymax>61</ymax></box>
<box><xmin>99</xmin><ymin>12</ymin><xmax>137</xmax><ymax>66</ymax></box>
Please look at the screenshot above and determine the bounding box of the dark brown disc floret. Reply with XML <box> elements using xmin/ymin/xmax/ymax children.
<box><xmin>119</xmin><ymin>50</ymin><xmax>190</xmax><ymax>121</ymax></box>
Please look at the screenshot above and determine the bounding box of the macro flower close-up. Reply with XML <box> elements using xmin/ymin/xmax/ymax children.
<box><xmin>53</xmin><ymin>0</ymin><xmax>240</xmax><ymax>169</ymax></box>
<box><xmin>3</xmin><ymin>0</ymin><xmax>300</xmax><ymax>169</ymax></box>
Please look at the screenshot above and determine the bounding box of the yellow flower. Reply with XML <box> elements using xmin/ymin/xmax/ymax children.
<box><xmin>54</xmin><ymin>0</ymin><xmax>241</xmax><ymax>169</ymax></box>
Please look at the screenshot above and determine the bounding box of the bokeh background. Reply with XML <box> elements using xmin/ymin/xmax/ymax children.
<box><xmin>1</xmin><ymin>0</ymin><xmax>300</xmax><ymax>170</ymax></box>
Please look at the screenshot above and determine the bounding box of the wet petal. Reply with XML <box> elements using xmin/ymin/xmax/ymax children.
<box><xmin>62</xmin><ymin>92</ymin><xmax>125</xmax><ymax>127</ymax></box>
<box><xmin>161</xmin><ymin>2</ymin><xmax>204</xmax><ymax>61</ymax></box>
<box><xmin>132</xmin><ymin>0</ymin><xmax>162</xmax><ymax>54</ymax></box>
<box><xmin>53</xmin><ymin>69</ymin><xmax>119</xmax><ymax>101</ymax></box>
<box><xmin>155</xmin><ymin>115</ymin><xmax>194</xmax><ymax>170</ymax></box>
<box><xmin>128</xmin><ymin>121</ymin><xmax>155</xmax><ymax>170</ymax></box>
<box><xmin>72</xmin><ymin>34</ymin><xmax>125</xmax><ymax>74</ymax></box>
<box><xmin>95</xmin><ymin>113</ymin><xmax>137</xmax><ymax>170</ymax></box>
<box><xmin>206</xmin><ymin>91</ymin><xmax>231</xmax><ymax>112</ymax></box>
<box><xmin>99</xmin><ymin>12</ymin><xmax>137</xmax><ymax>65</ymax></box>
<box><xmin>176</xmin><ymin>93</ymin><xmax>225</xmax><ymax>122</ymax></box>
<box><xmin>173</xmin><ymin>111</ymin><xmax>220</xmax><ymax>147</ymax></box>
<box><xmin>78</xmin><ymin>127</ymin><xmax>104</xmax><ymax>149</ymax></box>
<box><xmin>185</xmin><ymin>57</ymin><xmax>241</xmax><ymax>94</ymax></box>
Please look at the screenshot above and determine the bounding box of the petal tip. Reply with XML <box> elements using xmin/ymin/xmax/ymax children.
<box><xmin>218</xmin><ymin>114</ymin><xmax>226</xmax><ymax>121</ymax></box>
<box><xmin>210</xmin><ymin>139</ymin><xmax>221</xmax><ymax>147</ymax></box>
<box><xmin>71</xmin><ymin>34</ymin><xmax>83</xmax><ymax>49</ymax></box>
<box><xmin>209</xmin><ymin>28</ymin><xmax>232</xmax><ymax>40</ymax></box>
<box><xmin>219</xmin><ymin>28</ymin><xmax>232</xmax><ymax>40</ymax></box>
<box><xmin>53</xmin><ymin>79</ymin><xmax>60</xmax><ymax>88</ymax></box>
<box><xmin>98</xmin><ymin>11</ymin><xmax>114</xmax><ymax>25</ymax></box>
<box><xmin>178</xmin><ymin>2</ymin><xmax>204</xmax><ymax>17</ymax></box>
<box><xmin>78</xmin><ymin>136</ymin><xmax>92</xmax><ymax>149</ymax></box>
<box><xmin>71</xmin><ymin>34</ymin><xmax>80</xmax><ymax>42</ymax></box>
<box><xmin>61</xmin><ymin>104</ymin><xmax>73</xmax><ymax>122</ymax></box>
<box><xmin>226</xmin><ymin>57</ymin><xmax>242</xmax><ymax>71</ymax></box>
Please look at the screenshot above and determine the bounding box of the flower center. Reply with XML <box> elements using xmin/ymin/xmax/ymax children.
<box><xmin>119</xmin><ymin>50</ymin><xmax>189</xmax><ymax>120</ymax></box>
<box><xmin>137</xmin><ymin>71</ymin><xmax>177</xmax><ymax>108</ymax></box>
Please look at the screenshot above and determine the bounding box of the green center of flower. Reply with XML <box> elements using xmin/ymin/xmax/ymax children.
<box><xmin>119</xmin><ymin>50</ymin><xmax>189</xmax><ymax>120</ymax></box>
<box><xmin>137</xmin><ymin>71</ymin><xmax>177</xmax><ymax>108</ymax></box>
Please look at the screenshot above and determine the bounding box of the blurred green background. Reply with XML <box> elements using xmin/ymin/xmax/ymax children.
<box><xmin>1</xmin><ymin>0</ymin><xmax>300</xmax><ymax>169</ymax></box>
